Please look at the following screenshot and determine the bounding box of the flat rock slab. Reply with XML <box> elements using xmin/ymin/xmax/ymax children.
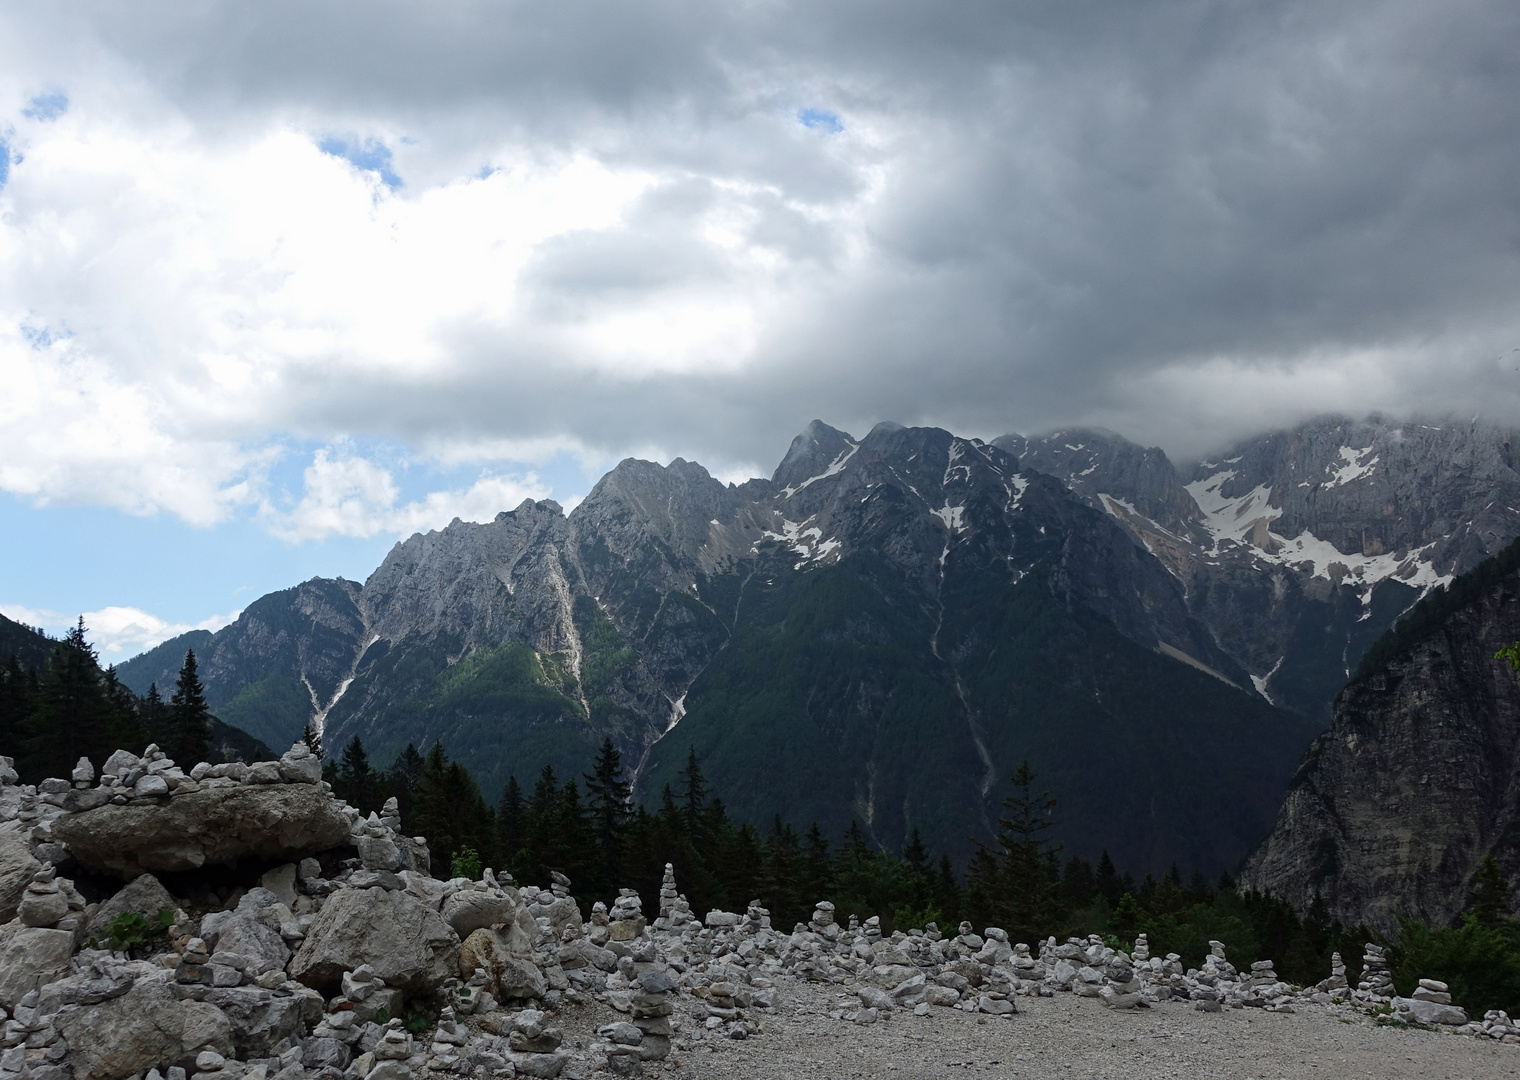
<box><xmin>53</xmin><ymin>785</ymin><xmax>352</xmax><ymax>876</ymax></box>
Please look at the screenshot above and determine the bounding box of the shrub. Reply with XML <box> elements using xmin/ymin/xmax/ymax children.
<box><xmin>91</xmin><ymin>909</ymin><xmax>175</xmax><ymax>956</ymax></box>
<box><xmin>450</xmin><ymin>845</ymin><xmax>483</xmax><ymax>881</ymax></box>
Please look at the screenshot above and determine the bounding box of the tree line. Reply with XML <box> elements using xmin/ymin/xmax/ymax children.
<box><xmin>2</xmin><ymin>621</ymin><xmax>1516</xmax><ymax>1016</ymax></box>
<box><xmin>0</xmin><ymin>619</ymin><xmax>214</xmax><ymax>780</ymax></box>
<box><xmin>329</xmin><ymin>731</ymin><xmax>1520</xmax><ymax>1016</ymax></box>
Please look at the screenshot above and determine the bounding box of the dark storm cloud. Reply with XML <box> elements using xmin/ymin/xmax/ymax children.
<box><xmin>22</xmin><ymin>0</ymin><xmax>1520</xmax><ymax>466</ymax></box>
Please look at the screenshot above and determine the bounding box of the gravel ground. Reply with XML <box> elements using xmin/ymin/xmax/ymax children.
<box><xmin>598</xmin><ymin>979</ymin><xmax>1520</xmax><ymax>1080</ymax></box>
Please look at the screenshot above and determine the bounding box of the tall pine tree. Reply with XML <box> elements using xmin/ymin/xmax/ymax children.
<box><xmin>584</xmin><ymin>738</ymin><xmax>632</xmax><ymax>890</ymax></box>
<box><xmin>168</xmin><ymin>650</ymin><xmax>210</xmax><ymax>765</ymax></box>
<box><xmin>678</xmin><ymin>746</ymin><xmax>708</xmax><ymax>841</ymax></box>
<box><xmin>993</xmin><ymin>760</ymin><xmax>1062</xmax><ymax>943</ymax></box>
<box><xmin>23</xmin><ymin>618</ymin><xmax>111</xmax><ymax>780</ymax></box>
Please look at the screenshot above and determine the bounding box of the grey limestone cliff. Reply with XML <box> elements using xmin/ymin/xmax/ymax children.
<box><xmin>1241</xmin><ymin>550</ymin><xmax>1520</xmax><ymax>931</ymax></box>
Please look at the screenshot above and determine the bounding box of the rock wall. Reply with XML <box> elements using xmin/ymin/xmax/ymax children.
<box><xmin>1241</xmin><ymin>564</ymin><xmax>1520</xmax><ymax>930</ymax></box>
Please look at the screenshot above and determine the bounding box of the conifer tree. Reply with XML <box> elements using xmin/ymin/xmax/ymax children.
<box><xmin>552</xmin><ymin>778</ymin><xmax>598</xmax><ymax>885</ymax></box>
<box><xmin>523</xmin><ymin>765</ymin><xmax>562</xmax><ymax>879</ymax></box>
<box><xmin>902</xmin><ymin>827</ymin><xmax>934</xmax><ymax>914</ymax></box>
<box><xmin>410</xmin><ymin>743</ymin><xmax>453</xmax><ymax>856</ymax></box>
<box><xmin>498</xmin><ymin>776</ymin><xmax>526</xmax><ymax>870</ymax></box>
<box><xmin>1469</xmin><ymin>853</ymin><xmax>1514</xmax><ymax>929</ymax></box>
<box><xmin>335</xmin><ymin>736</ymin><xmax>374</xmax><ymax>810</ymax></box>
<box><xmin>801</xmin><ymin>822</ymin><xmax>833</xmax><ymax>908</ymax></box>
<box><xmin>139</xmin><ymin>682</ymin><xmax>168</xmax><ymax>748</ymax></box>
<box><xmin>1061</xmin><ymin>855</ymin><xmax>1097</xmax><ymax>909</ymax></box>
<box><xmin>168</xmin><ymin>649</ymin><xmax>210</xmax><ymax>765</ymax></box>
<box><xmin>0</xmin><ymin>655</ymin><xmax>30</xmax><ymax>754</ymax></box>
<box><xmin>23</xmin><ymin>618</ymin><xmax>111</xmax><ymax>780</ymax></box>
<box><xmin>393</xmin><ymin>743</ymin><xmax>424</xmax><ymax>786</ymax></box>
<box><xmin>303</xmin><ymin>723</ymin><xmax>323</xmax><ymax>761</ymax></box>
<box><xmin>762</xmin><ymin>817</ymin><xmax>805</xmax><ymax>927</ymax></box>
<box><xmin>584</xmin><ymin>737</ymin><xmax>632</xmax><ymax>885</ymax></box>
<box><xmin>677</xmin><ymin>746</ymin><xmax>708</xmax><ymax>840</ymax></box>
<box><xmin>383</xmin><ymin>743</ymin><xmax>426</xmax><ymax>828</ymax></box>
<box><xmin>935</xmin><ymin>853</ymin><xmax>961</xmax><ymax>923</ymax></box>
<box><xmin>101</xmin><ymin>666</ymin><xmax>143</xmax><ymax>749</ymax></box>
<box><xmin>1095</xmin><ymin>850</ymin><xmax>1124</xmax><ymax>907</ymax></box>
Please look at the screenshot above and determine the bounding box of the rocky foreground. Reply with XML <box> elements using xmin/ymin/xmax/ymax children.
<box><xmin>0</xmin><ymin>743</ymin><xmax>1515</xmax><ymax>1080</ymax></box>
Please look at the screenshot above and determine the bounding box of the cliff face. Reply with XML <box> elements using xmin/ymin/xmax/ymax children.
<box><xmin>1241</xmin><ymin>561</ymin><xmax>1520</xmax><ymax>931</ymax></box>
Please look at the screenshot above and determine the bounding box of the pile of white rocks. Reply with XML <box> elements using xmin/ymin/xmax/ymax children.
<box><xmin>0</xmin><ymin>741</ymin><xmax>1512</xmax><ymax>1080</ymax></box>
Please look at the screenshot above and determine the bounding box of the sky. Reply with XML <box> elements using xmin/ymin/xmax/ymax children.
<box><xmin>3</xmin><ymin>1</ymin><xmax>1520</xmax><ymax>659</ymax></box>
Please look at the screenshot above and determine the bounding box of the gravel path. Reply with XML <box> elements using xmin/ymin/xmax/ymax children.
<box><xmin>642</xmin><ymin>980</ymin><xmax>1518</xmax><ymax>1080</ymax></box>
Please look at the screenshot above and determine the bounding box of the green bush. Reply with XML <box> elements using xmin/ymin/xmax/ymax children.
<box><xmin>450</xmin><ymin>845</ymin><xmax>483</xmax><ymax>881</ymax></box>
<box><xmin>90</xmin><ymin>909</ymin><xmax>174</xmax><ymax>955</ymax></box>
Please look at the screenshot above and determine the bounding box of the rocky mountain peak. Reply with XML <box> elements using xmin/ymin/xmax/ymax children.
<box><xmin>361</xmin><ymin>501</ymin><xmax>578</xmax><ymax>655</ymax></box>
<box><xmin>998</xmin><ymin>428</ymin><xmax>1203</xmax><ymax>541</ymax></box>
<box><xmin>771</xmin><ymin>419</ymin><xmax>859</xmax><ymax>494</ymax></box>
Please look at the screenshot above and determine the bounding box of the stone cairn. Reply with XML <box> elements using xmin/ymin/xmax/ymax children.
<box><xmin>1357</xmin><ymin>943</ymin><xmax>1396</xmax><ymax>999</ymax></box>
<box><xmin>0</xmin><ymin>740</ymin><xmax>1508</xmax><ymax>1080</ymax></box>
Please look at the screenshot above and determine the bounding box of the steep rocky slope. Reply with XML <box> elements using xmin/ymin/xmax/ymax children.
<box><xmin>1240</xmin><ymin>539</ymin><xmax>1520</xmax><ymax>931</ymax></box>
<box><xmin>997</xmin><ymin>416</ymin><xmax>1520</xmax><ymax>720</ymax></box>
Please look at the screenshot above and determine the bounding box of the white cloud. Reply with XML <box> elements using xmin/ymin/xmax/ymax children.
<box><xmin>1</xmin><ymin>0</ymin><xmax>1519</xmax><ymax>526</ymax></box>
<box><xmin>0</xmin><ymin>602</ymin><xmax>239</xmax><ymax>660</ymax></box>
<box><xmin>263</xmin><ymin>449</ymin><xmax>552</xmax><ymax>543</ymax></box>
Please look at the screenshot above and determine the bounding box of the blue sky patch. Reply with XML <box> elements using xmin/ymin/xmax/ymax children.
<box><xmin>798</xmin><ymin>107</ymin><xmax>843</xmax><ymax>133</ymax></box>
<box><xmin>318</xmin><ymin>134</ymin><xmax>402</xmax><ymax>189</ymax></box>
<box><xmin>0</xmin><ymin>141</ymin><xmax>8</xmax><ymax>188</ymax></box>
<box><xmin>21</xmin><ymin>322</ymin><xmax>68</xmax><ymax>349</ymax></box>
<box><xmin>23</xmin><ymin>91</ymin><xmax>69</xmax><ymax>122</ymax></box>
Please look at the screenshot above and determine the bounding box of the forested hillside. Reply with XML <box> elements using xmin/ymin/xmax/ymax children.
<box><xmin>0</xmin><ymin>618</ymin><xmax>267</xmax><ymax>779</ymax></box>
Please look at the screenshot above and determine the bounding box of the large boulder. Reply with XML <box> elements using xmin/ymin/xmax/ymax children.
<box><xmin>85</xmin><ymin>873</ymin><xmax>178</xmax><ymax>942</ymax></box>
<box><xmin>56</xmin><ymin>977</ymin><xmax>187</xmax><ymax>1080</ymax></box>
<box><xmin>441</xmin><ymin>888</ymin><xmax>528</xmax><ymax>941</ymax></box>
<box><xmin>0</xmin><ymin>821</ymin><xmax>40</xmax><ymax>923</ymax></box>
<box><xmin>203</xmin><ymin>985</ymin><xmax>324</xmax><ymax>1057</ymax></box>
<box><xmin>0</xmin><ymin>920</ymin><xmax>75</xmax><ymax>1007</ymax></box>
<box><xmin>290</xmin><ymin>886</ymin><xmax>459</xmax><ymax>993</ymax></box>
<box><xmin>53</xmin><ymin>785</ymin><xmax>352</xmax><ymax>876</ymax></box>
<box><xmin>1393</xmin><ymin>995</ymin><xmax>1469</xmax><ymax>1026</ymax></box>
<box><xmin>459</xmin><ymin>928</ymin><xmax>546</xmax><ymax>1001</ymax></box>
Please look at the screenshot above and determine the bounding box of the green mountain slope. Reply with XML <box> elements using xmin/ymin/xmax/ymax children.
<box><xmin>642</xmin><ymin>541</ymin><xmax>1320</xmax><ymax>872</ymax></box>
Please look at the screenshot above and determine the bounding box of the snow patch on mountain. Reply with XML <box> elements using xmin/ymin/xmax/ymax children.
<box><xmin>1185</xmin><ymin>470</ymin><xmax>1451</xmax><ymax>590</ymax></box>
<box><xmin>1004</xmin><ymin>475</ymin><xmax>1029</xmax><ymax>510</ymax></box>
<box><xmin>1186</xmin><ymin>473</ymin><xmax>1282</xmax><ymax>546</ymax></box>
<box><xmin>781</xmin><ymin>442</ymin><xmax>859</xmax><ymax>498</ymax></box>
<box><xmin>932</xmin><ymin>504</ymin><xmax>967</xmax><ymax>532</ymax></box>
<box><xmin>1324</xmin><ymin>445</ymin><xmax>1379</xmax><ymax>488</ymax></box>
<box><xmin>763</xmin><ymin>516</ymin><xmax>844</xmax><ymax>569</ymax></box>
<box><xmin>1251</xmin><ymin>656</ymin><xmax>1285</xmax><ymax>704</ymax></box>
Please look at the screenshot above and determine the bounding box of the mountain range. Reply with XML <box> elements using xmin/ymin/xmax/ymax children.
<box><xmin>113</xmin><ymin>414</ymin><xmax>1520</xmax><ymax>876</ymax></box>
